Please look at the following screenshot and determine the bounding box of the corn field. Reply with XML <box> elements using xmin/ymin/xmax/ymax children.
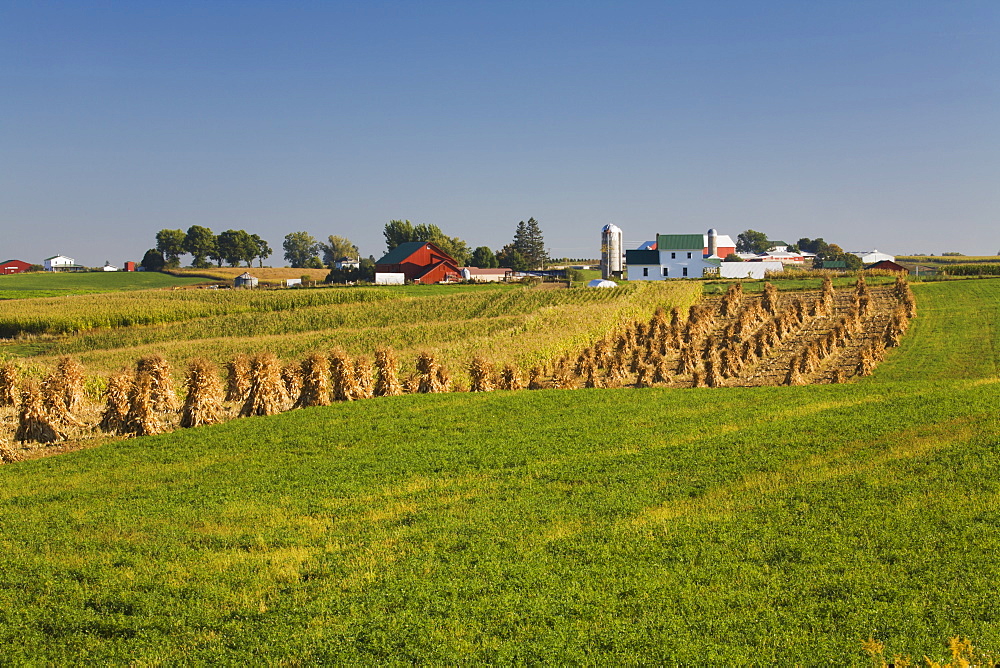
<box><xmin>0</xmin><ymin>278</ymin><xmax>916</xmax><ymax>457</ymax></box>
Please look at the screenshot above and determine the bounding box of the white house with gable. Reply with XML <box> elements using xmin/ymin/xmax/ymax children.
<box><xmin>626</xmin><ymin>229</ymin><xmax>737</xmax><ymax>280</ymax></box>
<box><xmin>44</xmin><ymin>255</ymin><xmax>83</xmax><ymax>272</ymax></box>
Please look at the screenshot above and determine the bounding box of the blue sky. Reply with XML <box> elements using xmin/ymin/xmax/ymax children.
<box><xmin>2</xmin><ymin>1</ymin><xmax>998</xmax><ymax>266</ymax></box>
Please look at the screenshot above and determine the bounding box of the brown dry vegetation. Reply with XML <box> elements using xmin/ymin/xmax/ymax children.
<box><xmin>0</xmin><ymin>278</ymin><xmax>916</xmax><ymax>460</ymax></box>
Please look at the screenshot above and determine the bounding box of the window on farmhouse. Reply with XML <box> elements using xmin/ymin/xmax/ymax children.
<box><xmin>642</xmin><ymin>267</ymin><xmax>648</xmax><ymax>276</ymax></box>
<box><xmin>687</xmin><ymin>252</ymin><xmax>692</xmax><ymax>259</ymax></box>
<box><xmin>671</xmin><ymin>252</ymin><xmax>676</xmax><ymax>259</ymax></box>
<box><xmin>683</xmin><ymin>267</ymin><xmax>688</xmax><ymax>277</ymax></box>
<box><xmin>662</xmin><ymin>267</ymin><xmax>668</xmax><ymax>277</ymax></box>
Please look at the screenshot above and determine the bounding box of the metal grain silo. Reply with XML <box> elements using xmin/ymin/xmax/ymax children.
<box><xmin>601</xmin><ymin>224</ymin><xmax>624</xmax><ymax>279</ymax></box>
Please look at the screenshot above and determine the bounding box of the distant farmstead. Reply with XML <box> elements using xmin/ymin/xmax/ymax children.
<box><xmin>44</xmin><ymin>255</ymin><xmax>84</xmax><ymax>272</ymax></box>
<box><xmin>0</xmin><ymin>259</ymin><xmax>30</xmax><ymax>275</ymax></box>
<box><xmin>375</xmin><ymin>241</ymin><xmax>462</xmax><ymax>285</ymax></box>
<box><xmin>234</xmin><ymin>272</ymin><xmax>259</xmax><ymax>288</ymax></box>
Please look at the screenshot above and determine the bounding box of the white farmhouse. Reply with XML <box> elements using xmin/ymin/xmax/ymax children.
<box><xmin>626</xmin><ymin>229</ymin><xmax>736</xmax><ymax>280</ymax></box>
<box><xmin>43</xmin><ymin>255</ymin><xmax>82</xmax><ymax>272</ymax></box>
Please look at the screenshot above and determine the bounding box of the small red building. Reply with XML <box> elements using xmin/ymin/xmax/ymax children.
<box><xmin>375</xmin><ymin>241</ymin><xmax>462</xmax><ymax>285</ymax></box>
<box><xmin>0</xmin><ymin>259</ymin><xmax>31</xmax><ymax>275</ymax></box>
<box><xmin>124</xmin><ymin>261</ymin><xmax>137</xmax><ymax>272</ymax></box>
<box><xmin>867</xmin><ymin>260</ymin><xmax>908</xmax><ymax>274</ymax></box>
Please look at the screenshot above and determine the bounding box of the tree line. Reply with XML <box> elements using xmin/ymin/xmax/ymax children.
<box><xmin>142</xmin><ymin>217</ymin><xmax>551</xmax><ymax>275</ymax></box>
<box><xmin>733</xmin><ymin>230</ymin><xmax>862</xmax><ymax>269</ymax></box>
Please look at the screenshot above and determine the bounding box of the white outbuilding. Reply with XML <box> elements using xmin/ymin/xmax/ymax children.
<box><xmin>852</xmin><ymin>250</ymin><xmax>895</xmax><ymax>264</ymax></box>
<box><xmin>587</xmin><ymin>279</ymin><xmax>619</xmax><ymax>288</ymax></box>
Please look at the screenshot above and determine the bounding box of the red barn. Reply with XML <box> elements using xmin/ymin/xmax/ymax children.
<box><xmin>0</xmin><ymin>259</ymin><xmax>30</xmax><ymax>275</ymax></box>
<box><xmin>867</xmin><ymin>260</ymin><xmax>908</xmax><ymax>273</ymax></box>
<box><xmin>375</xmin><ymin>241</ymin><xmax>462</xmax><ymax>285</ymax></box>
<box><xmin>124</xmin><ymin>261</ymin><xmax>137</xmax><ymax>272</ymax></box>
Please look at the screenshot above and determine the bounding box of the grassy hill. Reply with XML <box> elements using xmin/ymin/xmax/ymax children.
<box><xmin>0</xmin><ymin>271</ymin><xmax>209</xmax><ymax>299</ymax></box>
<box><xmin>1</xmin><ymin>279</ymin><xmax>999</xmax><ymax>663</ymax></box>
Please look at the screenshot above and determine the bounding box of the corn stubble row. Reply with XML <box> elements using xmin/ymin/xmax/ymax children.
<box><xmin>1</xmin><ymin>277</ymin><xmax>916</xmax><ymax>448</ymax></box>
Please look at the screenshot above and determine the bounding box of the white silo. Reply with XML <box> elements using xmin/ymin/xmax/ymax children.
<box><xmin>601</xmin><ymin>224</ymin><xmax>624</xmax><ymax>279</ymax></box>
<box><xmin>707</xmin><ymin>228</ymin><xmax>719</xmax><ymax>257</ymax></box>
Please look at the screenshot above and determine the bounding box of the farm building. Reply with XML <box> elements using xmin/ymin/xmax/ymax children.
<box><xmin>719</xmin><ymin>261</ymin><xmax>784</xmax><ymax>279</ymax></box>
<box><xmin>0</xmin><ymin>259</ymin><xmax>31</xmax><ymax>275</ymax></box>
<box><xmin>852</xmin><ymin>249</ymin><xmax>895</xmax><ymax>264</ymax></box>
<box><xmin>334</xmin><ymin>257</ymin><xmax>360</xmax><ymax>270</ymax></box>
<box><xmin>102</xmin><ymin>262</ymin><xmax>119</xmax><ymax>271</ymax></box>
<box><xmin>866</xmin><ymin>260</ymin><xmax>908</xmax><ymax>273</ymax></box>
<box><xmin>234</xmin><ymin>272</ymin><xmax>259</xmax><ymax>288</ymax></box>
<box><xmin>123</xmin><ymin>261</ymin><xmax>137</xmax><ymax>272</ymax></box>
<box><xmin>461</xmin><ymin>267</ymin><xmax>512</xmax><ymax>282</ymax></box>
<box><xmin>44</xmin><ymin>255</ymin><xmax>84</xmax><ymax>272</ymax></box>
<box><xmin>375</xmin><ymin>241</ymin><xmax>462</xmax><ymax>285</ymax></box>
<box><xmin>626</xmin><ymin>229</ymin><xmax>736</xmax><ymax>280</ymax></box>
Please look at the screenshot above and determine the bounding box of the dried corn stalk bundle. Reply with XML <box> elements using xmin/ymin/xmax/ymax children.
<box><xmin>652</xmin><ymin>355</ymin><xmax>672</xmax><ymax>384</ymax></box>
<box><xmin>0</xmin><ymin>361</ymin><xmax>21</xmax><ymax>408</ymax></box>
<box><xmin>281</xmin><ymin>364</ymin><xmax>303</xmax><ymax>399</ymax></box>
<box><xmin>328</xmin><ymin>348</ymin><xmax>357</xmax><ymax>401</ymax></box>
<box><xmin>498</xmin><ymin>364</ymin><xmax>522</xmax><ymax>391</ymax></box>
<box><xmin>125</xmin><ymin>373</ymin><xmax>163</xmax><ymax>437</ymax></box>
<box><xmin>403</xmin><ymin>375</ymin><xmax>421</xmax><ymax>394</ymax></box>
<box><xmin>436</xmin><ymin>364</ymin><xmax>453</xmax><ymax>392</ymax></box>
<box><xmin>761</xmin><ymin>282</ymin><xmax>780</xmax><ymax>315</ymax></box>
<box><xmin>527</xmin><ymin>366</ymin><xmax>546</xmax><ymax>390</ymax></box>
<box><xmin>784</xmin><ymin>356</ymin><xmax>804</xmax><ymax>386</ymax></box>
<box><xmin>855</xmin><ymin>345</ymin><xmax>877</xmax><ymax>377</ymax></box>
<box><xmin>675</xmin><ymin>347</ymin><xmax>699</xmax><ymax>375</ymax></box>
<box><xmin>136</xmin><ymin>355</ymin><xmax>179</xmax><ymax>413</ymax></box>
<box><xmin>240</xmin><ymin>353</ymin><xmax>289</xmax><ymax>417</ymax></box>
<box><xmin>719</xmin><ymin>348</ymin><xmax>741</xmax><ymax>378</ymax></box>
<box><xmin>225</xmin><ymin>354</ymin><xmax>252</xmax><ymax>402</ymax></box>
<box><xmin>831</xmin><ymin>368</ymin><xmax>847</xmax><ymax>384</ymax></box>
<box><xmin>799</xmin><ymin>343</ymin><xmax>819</xmax><ymax>375</ymax></box>
<box><xmin>296</xmin><ymin>354</ymin><xmax>332</xmax><ymax>407</ymax></box>
<box><xmin>468</xmin><ymin>357</ymin><xmax>495</xmax><ymax>392</ymax></box>
<box><xmin>855</xmin><ymin>275</ymin><xmax>869</xmax><ymax>298</ymax></box>
<box><xmin>181</xmin><ymin>358</ymin><xmax>224</xmax><ymax>428</ymax></box>
<box><xmin>635</xmin><ymin>363</ymin><xmax>655</xmax><ymax>388</ymax></box>
<box><xmin>354</xmin><ymin>357</ymin><xmax>375</xmax><ymax>399</ymax></box>
<box><xmin>704</xmin><ymin>356</ymin><xmax>723</xmax><ymax>388</ymax></box>
<box><xmin>99</xmin><ymin>369</ymin><xmax>133</xmax><ymax>434</ymax></box>
<box><xmin>40</xmin><ymin>371</ymin><xmax>85</xmax><ymax>428</ymax></box>
<box><xmin>593</xmin><ymin>338</ymin><xmax>612</xmax><ymax>368</ymax></box>
<box><xmin>0</xmin><ymin>440</ymin><xmax>23</xmax><ymax>464</ymax></box>
<box><xmin>583</xmin><ymin>362</ymin><xmax>603</xmax><ymax>389</ymax></box>
<box><xmin>45</xmin><ymin>356</ymin><xmax>85</xmax><ymax>414</ymax></box>
<box><xmin>791</xmin><ymin>298</ymin><xmax>806</xmax><ymax>325</ymax></box>
<box><xmin>550</xmin><ymin>362</ymin><xmax>577</xmax><ymax>390</ymax></box>
<box><xmin>649</xmin><ymin>307</ymin><xmax>670</xmax><ymax>341</ymax></box>
<box><xmin>416</xmin><ymin>352</ymin><xmax>446</xmax><ymax>394</ymax></box>
<box><xmin>373</xmin><ymin>347</ymin><xmax>403</xmax><ymax>397</ymax></box>
<box><xmin>721</xmin><ymin>282</ymin><xmax>744</xmax><ymax>317</ymax></box>
<box><xmin>15</xmin><ymin>380</ymin><xmax>67</xmax><ymax>444</ymax></box>
<box><xmin>690</xmin><ymin>370</ymin><xmax>706</xmax><ymax>388</ymax></box>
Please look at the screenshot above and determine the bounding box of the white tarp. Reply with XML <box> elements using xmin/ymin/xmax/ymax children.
<box><xmin>587</xmin><ymin>279</ymin><xmax>618</xmax><ymax>288</ymax></box>
<box><xmin>719</xmin><ymin>262</ymin><xmax>784</xmax><ymax>280</ymax></box>
<box><xmin>375</xmin><ymin>272</ymin><xmax>406</xmax><ymax>285</ymax></box>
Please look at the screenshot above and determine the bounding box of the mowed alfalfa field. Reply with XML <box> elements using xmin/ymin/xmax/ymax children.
<box><xmin>1</xmin><ymin>274</ymin><xmax>1000</xmax><ymax>663</ymax></box>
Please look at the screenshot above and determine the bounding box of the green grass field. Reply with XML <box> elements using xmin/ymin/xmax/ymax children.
<box><xmin>0</xmin><ymin>272</ymin><xmax>208</xmax><ymax>299</ymax></box>
<box><xmin>1</xmin><ymin>279</ymin><xmax>999</xmax><ymax>663</ymax></box>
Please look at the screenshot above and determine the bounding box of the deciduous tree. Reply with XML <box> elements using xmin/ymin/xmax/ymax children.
<box><xmin>283</xmin><ymin>231</ymin><xmax>320</xmax><ymax>268</ymax></box>
<box><xmin>156</xmin><ymin>229</ymin><xmax>187</xmax><ymax>268</ymax></box>
<box><xmin>736</xmin><ymin>230</ymin><xmax>769</xmax><ymax>254</ymax></box>
<box><xmin>321</xmin><ymin>235</ymin><xmax>359</xmax><ymax>266</ymax></box>
<box><xmin>250</xmin><ymin>234</ymin><xmax>272</xmax><ymax>268</ymax></box>
<box><xmin>218</xmin><ymin>229</ymin><xmax>258</xmax><ymax>268</ymax></box>
<box><xmin>183</xmin><ymin>226</ymin><xmax>216</xmax><ymax>269</ymax></box>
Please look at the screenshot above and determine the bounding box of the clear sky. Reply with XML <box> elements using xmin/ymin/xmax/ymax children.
<box><xmin>2</xmin><ymin>1</ymin><xmax>998</xmax><ymax>266</ymax></box>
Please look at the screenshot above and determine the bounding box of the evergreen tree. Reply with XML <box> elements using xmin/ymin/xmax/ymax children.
<box><xmin>470</xmin><ymin>246</ymin><xmax>498</xmax><ymax>268</ymax></box>
<box><xmin>512</xmin><ymin>218</ymin><xmax>547</xmax><ymax>269</ymax></box>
